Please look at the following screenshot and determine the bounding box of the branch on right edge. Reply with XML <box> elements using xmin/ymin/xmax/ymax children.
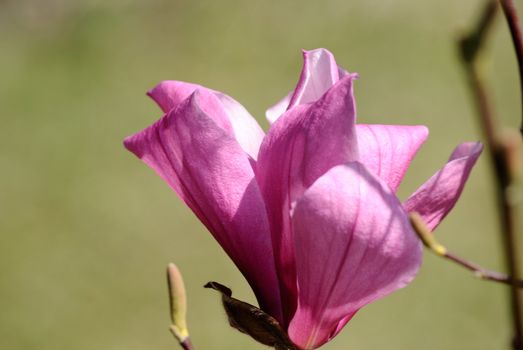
<box><xmin>458</xmin><ymin>1</ymin><xmax>523</xmax><ymax>349</ymax></box>
<box><xmin>499</xmin><ymin>0</ymin><xmax>523</xmax><ymax>135</ymax></box>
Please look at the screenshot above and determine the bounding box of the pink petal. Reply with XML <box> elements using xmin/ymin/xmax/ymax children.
<box><xmin>256</xmin><ymin>75</ymin><xmax>359</xmax><ymax>324</ymax></box>
<box><xmin>148</xmin><ymin>80</ymin><xmax>265</xmax><ymax>160</ymax></box>
<box><xmin>356</xmin><ymin>124</ymin><xmax>429</xmax><ymax>192</ymax></box>
<box><xmin>403</xmin><ymin>142</ymin><xmax>483</xmax><ymax>231</ymax></box>
<box><xmin>288</xmin><ymin>163</ymin><xmax>422</xmax><ymax>349</ymax></box>
<box><xmin>124</xmin><ymin>89</ymin><xmax>282</xmax><ymax>322</ymax></box>
<box><xmin>288</xmin><ymin>48</ymin><xmax>349</xmax><ymax>110</ymax></box>
<box><xmin>265</xmin><ymin>49</ymin><xmax>353</xmax><ymax>124</ymax></box>
<box><xmin>147</xmin><ymin>80</ymin><xmax>201</xmax><ymax>113</ymax></box>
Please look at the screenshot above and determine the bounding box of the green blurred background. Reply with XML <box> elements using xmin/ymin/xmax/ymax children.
<box><xmin>1</xmin><ymin>0</ymin><xmax>522</xmax><ymax>349</ymax></box>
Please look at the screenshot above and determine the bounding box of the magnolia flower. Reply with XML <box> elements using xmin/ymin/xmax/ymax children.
<box><xmin>124</xmin><ymin>48</ymin><xmax>482</xmax><ymax>349</ymax></box>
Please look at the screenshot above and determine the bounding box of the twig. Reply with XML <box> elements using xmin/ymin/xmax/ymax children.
<box><xmin>458</xmin><ymin>1</ymin><xmax>523</xmax><ymax>348</ymax></box>
<box><xmin>459</xmin><ymin>0</ymin><xmax>499</xmax><ymax>147</ymax></box>
<box><xmin>410</xmin><ymin>213</ymin><xmax>523</xmax><ymax>289</ymax></box>
<box><xmin>499</xmin><ymin>0</ymin><xmax>523</xmax><ymax>135</ymax></box>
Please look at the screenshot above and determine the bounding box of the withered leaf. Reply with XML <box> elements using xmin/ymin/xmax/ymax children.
<box><xmin>204</xmin><ymin>281</ymin><xmax>299</xmax><ymax>350</ymax></box>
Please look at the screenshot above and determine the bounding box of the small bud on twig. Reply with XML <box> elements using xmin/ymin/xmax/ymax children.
<box><xmin>409</xmin><ymin>213</ymin><xmax>447</xmax><ymax>256</ymax></box>
<box><xmin>167</xmin><ymin>263</ymin><xmax>193</xmax><ymax>350</ymax></box>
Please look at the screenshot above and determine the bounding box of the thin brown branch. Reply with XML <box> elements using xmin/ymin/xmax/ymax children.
<box><xmin>444</xmin><ymin>251</ymin><xmax>523</xmax><ymax>288</ymax></box>
<box><xmin>499</xmin><ymin>0</ymin><xmax>523</xmax><ymax>136</ymax></box>
<box><xmin>409</xmin><ymin>213</ymin><xmax>523</xmax><ymax>288</ymax></box>
<box><xmin>458</xmin><ymin>2</ymin><xmax>523</xmax><ymax>347</ymax></box>
<box><xmin>458</xmin><ymin>0</ymin><xmax>499</xmax><ymax>146</ymax></box>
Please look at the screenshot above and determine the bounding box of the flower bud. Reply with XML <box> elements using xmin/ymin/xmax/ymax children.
<box><xmin>167</xmin><ymin>263</ymin><xmax>189</xmax><ymax>343</ymax></box>
<box><xmin>409</xmin><ymin>213</ymin><xmax>447</xmax><ymax>256</ymax></box>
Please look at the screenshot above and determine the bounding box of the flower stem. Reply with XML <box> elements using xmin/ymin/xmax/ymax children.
<box><xmin>458</xmin><ymin>2</ymin><xmax>523</xmax><ymax>346</ymax></box>
<box><xmin>499</xmin><ymin>0</ymin><xmax>523</xmax><ymax>136</ymax></box>
<box><xmin>410</xmin><ymin>213</ymin><xmax>523</xmax><ymax>288</ymax></box>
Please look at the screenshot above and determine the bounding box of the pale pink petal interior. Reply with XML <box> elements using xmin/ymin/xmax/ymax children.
<box><xmin>287</xmin><ymin>49</ymin><xmax>342</xmax><ymax>109</ymax></box>
<box><xmin>265</xmin><ymin>48</ymin><xmax>354</xmax><ymax>125</ymax></box>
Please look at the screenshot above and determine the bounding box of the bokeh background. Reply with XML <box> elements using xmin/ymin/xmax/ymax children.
<box><xmin>1</xmin><ymin>0</ymin><xmax>522</xmax><ymax>349</ymax></box>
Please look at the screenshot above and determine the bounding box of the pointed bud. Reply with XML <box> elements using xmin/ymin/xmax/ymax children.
<box><xmin>409</xmin><ymin>212</ymin><xmax>447</xmax><ymax>256</ymax></box>
<box><xmin>167</xmin><ymin>263</ymin><xmax>190</xmax><ymax>344</ymax></box>
<box><xmin>204</xmin><ymin>281</ymin><xmax>298</xmax><ymax>350</ymax></box>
